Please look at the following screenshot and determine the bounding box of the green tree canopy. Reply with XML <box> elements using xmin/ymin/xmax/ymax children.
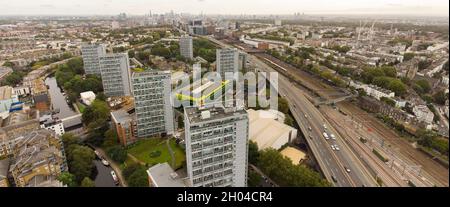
<box><xmin>82</xmin><ymin>99</ymin><xmax>110</xmax><ymax>129</ymax></box>
<box><xmin>248</xmin><ymin>141</ymin><xmax>260</xmax><ymax>165</ymax></box>
<box><xmin>58</xmin><ymin>172</ymin><xmax>77</xmax><ymax>187</ymax></box>
<box><xmin>122</xmin><ymin>162</ymin><xmax>150</xmax><ymax>187</ymax></box>
<box><xmin>433</xmin><ymin>90</ymin><xmax>448</xmax><ymax>105</ymax></box>
<box><xmin>257</xmin><ymin>148</ymin><xmax>330</xmax><ymax>187</ymax></box>
<box><xmin>68</xmin><ymin>145</ymin><xmax>95</xmax><ymax>182</ymax></box>
<box><xmin>107</xmin><ymin>146</ymin><xmax>127</xmax><ymax>163</ymax></box>
<box><xmin>80</xmin><ymin>177</ymin><xmax>95</xmax><ymax>187</ymax></box>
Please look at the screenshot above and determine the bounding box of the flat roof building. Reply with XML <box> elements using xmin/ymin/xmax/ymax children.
<box><xmin>180</xmin><ymin>36</ymin><xmax>193</xmax><ymax>60</ymax></box>
<box><xmin>146</xmin><ymin>162</ymin><xmax>187</xmax><ymax>187</ymax></box>
<box><xmin>100</xmin><ymin>53</ymin><xmax>132</xmax><ymax>97</ymax></box>
<box><xmin>247</xmin><ymin>109</ymin><xmax>297</xmax><ymax>150</ymax></box>
<box><xmin>216</xmin><ymin>48</ymin><xmax>239</xmax><ymax>80</ymax></box>
<box><xmin>132</xmin><ymin>70</ymin><xmax>174</xmax><ymax>138</ymax></box>
<box><xmin>184</xmin><ymin>106</ymin><xmax>249</xmax><ymax>187</ymax></box>
<box><xmin>81</xmin><ymin>43</ymin><xmax>107</xmax><ymax>76</ymax></box>
<box><xmin>111</xmin><ymin>108</ymin><xmax>137</xmax><ymax>146</ymax></box>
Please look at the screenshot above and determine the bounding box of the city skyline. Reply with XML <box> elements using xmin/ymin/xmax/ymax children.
<box><xmin>0</xmin><ymin>0</ymin><xmax>448</xmax><ymax>17</ymax></box>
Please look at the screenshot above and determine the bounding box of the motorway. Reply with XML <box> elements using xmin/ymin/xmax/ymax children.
<box><xmin>252</xmin><ymin>56</ymin><xmax>376</xmax><ymax>187</ymax></box>
<box><xmin>207</xmin><ymin>36</ymin><xmax>376</xmax><ymax>186</ymax></box>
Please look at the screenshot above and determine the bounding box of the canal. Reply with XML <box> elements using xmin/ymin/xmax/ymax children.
<box><xmin>93</xmin><ymin>159</ymin><xmax>118</xmax><ymax>187</ymax></box>
<box><xmin>45</xmin><ymin>76</ymin><xmax>115</xmax><ymax>187</ymax></box>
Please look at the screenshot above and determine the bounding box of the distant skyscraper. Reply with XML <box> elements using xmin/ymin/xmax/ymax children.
<box><xmin>216</xmin><ymin>48</ymin><xmax>239</xmax><ymax>80</ymax></box>
<box><xmin>132</xmin><ymin>70</ymin><xmax>174</xmax><ymax>138</ymax></box>
<box><xmin>184</xmin><ymin>106</ymin><xmax>249</xmax><ymax>187</ymax></box>
<box><xmin>99</xmin><ymin>53</ymin><xmax>132</xmax><ymax>97</ymax></box>
<box><xmin>275</xmin><ymin>19</ymin><xmax>282</xmax><ymax>26</ymax></box>
<box><xmin>180</xmin><ymin>35</ymin><xmax>193</xmax><ymax>60</ymax></box>
<box><xmin>81</xmin><ymin>43</ymin><xmax>106</xmax><ymax>76</ymax></box>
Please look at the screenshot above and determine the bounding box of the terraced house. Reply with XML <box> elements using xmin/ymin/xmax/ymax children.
<box><xmin>8</xmin><ymin>129</ymin><xmax>67</xmax><ymax>187</ymax></box>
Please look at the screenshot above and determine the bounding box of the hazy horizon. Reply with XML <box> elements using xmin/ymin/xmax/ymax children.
<box><xmin>0</xmin><ymin>0</ymin><xmax>448</xmax><ymax>17</ymax></box>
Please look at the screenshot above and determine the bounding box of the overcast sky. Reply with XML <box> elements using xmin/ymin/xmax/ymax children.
<box><xmin>0</xmin><ymin>0</ymin><xmax>448</xmax><ymax>16</ymax></box>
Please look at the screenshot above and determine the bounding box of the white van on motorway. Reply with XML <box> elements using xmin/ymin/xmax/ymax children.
<box><xmin>323</xmin><ymin>132</ymin><xmax>329</xmax><ymax>140</ymax></box>
<box><xmin>330</xmin><ymin>134</ymin><xmax>336</xmax><ymax>140</ymax></box>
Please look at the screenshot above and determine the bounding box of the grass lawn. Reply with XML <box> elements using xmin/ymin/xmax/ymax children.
<box><xmin>76</xmin><ymin>102</ymin><xmax>86</xmax><ymax>113</ymax></box>
<box><xmin>168</xmin><ymin>139</ymin><xmax>186</xmax><ymax>169</ymax></box>
<box><xmin>127</xmin><ymin>138</ymin><xmax>185</xmax><ymax>169</ymax></box>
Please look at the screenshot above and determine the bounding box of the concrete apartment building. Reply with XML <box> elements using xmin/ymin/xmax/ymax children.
<box><xmin>99</xmin><ymin>53</ymin><xmax>132</xmax><ymax>97</ymax></box>
<box><xmin>180</xmin><ymin>35</ymin><xmax>194</xmax><ymax>60</ymax></box>
<box><xmin>216</xmin><ymin>48</ymin><xmax>239</xmax><ymax>80</ymax></box>
<box><xmin>184</xmin><ymin>106</ymin><xmax>249</xmax><ymax>187</ymax></box>
<box><xmin>81</xmin><ymin>43</ymin><xmax>106</xmax><ymax>76</ymax></box>
<box><xmin>131</xmin><ymin>70</ymin><xmax>174</xmax><ymax>138</ymax></box>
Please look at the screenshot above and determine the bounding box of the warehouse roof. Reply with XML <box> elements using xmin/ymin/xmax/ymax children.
<box><xmin>247</xmin><ymin>109</ymin><xmax>296</xmax><ymax>150</ymax></box>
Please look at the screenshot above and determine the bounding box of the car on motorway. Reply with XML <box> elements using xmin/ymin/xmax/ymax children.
<box><xmin>111</xmin><ymin>171</ymin><xmax>119</xmax><ymax>185</ymax></box>
<box><xmin>323</xmin><ymin>124</ymin><xmax>327</xmax><ymax>129</ymax></box>
<box><xmin>308</xmin><ymin>126</ymin><xmax>312</xmax><ymax>131</ymax></box>
<box><xmin>323</xmin><ymin>132</ymin><xmax>329</xmax><ymax>140</ymax></box>
<box><xmin>331</xmin><ymin>176</ymin><xmax>338</xmax><ymax>183</ymax></box>
<box><xmin>334</xmin><ymin>145</ymin><xmax>340</xmax><ymax>151</ymax></box>
<box><xmin>101</xmin><ymin>159</ymin><xmax>110</xmax><ymax>166</ymax></box>
<box><xmin>344</xmin><ymin>166</ymin><xmax>351</xmax><ymax>173</ymax></box>
<box><xmin>330</xmin><ymin>134</ymin><xmax>336</xmax><ymax>140</ymax></box>
<box><xmin>304</xmin><ymin>114</ymin><xmax>308</xmax><ymax>118</ymax></box>
<box><xmin>331</xmin><ymin>145</ymin><xmax>336</xmax><ymax>150</ymax></box>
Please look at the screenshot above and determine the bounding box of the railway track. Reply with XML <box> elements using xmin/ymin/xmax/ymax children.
<box><xmin>338</xmin><ymin>101</ymin><xmax>449</xmax><ymax>186</ymax></box>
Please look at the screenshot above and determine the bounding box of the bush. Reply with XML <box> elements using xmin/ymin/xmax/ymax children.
<box><xmin>123</xmin><ymin>164</ymin><xmax>148</xmax><ymax>187</ymax></box>
<box><xmin>107</xmin><ymin>146</ymin><xmax>128</xmax><ymax>163</ymax></box>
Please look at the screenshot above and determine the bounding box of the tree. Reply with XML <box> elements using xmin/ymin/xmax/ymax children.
<box><xmin>127</xmin><ymin>167</ymin><xmax>148</xmax><ymax>187</ymax></box>
<box><xmin>433</xmin><ymin>90</ymin><xmax>448</xmax><ymax>105</ymax></box>
<box><xmin>62</xmin><ymin>133</ymin><xmax>80</xmax><ymax>150</ymax></box>
<box><xmin>284</xmin><ymin>114</ymin><xmax>295</xmax><ymax>126</ymax></box>
<box><xmin>82</xmin><ymin>99</ymin><xmax>110</xmax><ymax>129</ymax></box>
<box><xmin>128</xmin><ymin>50</ymin><xmax>135</xmax><ymax>58</ymax></box>
<box><xmin>257</xmin><ymin>148</ymin><xmax>330</xmax><ymax>187</ymax></box>
<box><xmin>58</xmin><ymin>172</ymin><xmax>77</xmax><ymax>187</ymax></box>
<box><xmin>103</xmin><ymin>128</ymin><xmax>119</xmax><ymax>149</ymax></box>
<box><xmin>107</xmin><ymin>146</ymin><xmax>127</xmax><ymax>163</ymax></box>
<box><xmin>66</xmin><ymin>57</ymin><xmax>84</xmax><ymax>75</ymax></box>
<box><xmin>248</xmin><ymin>141</ymin><xmax>260</xmax><ymax>165</ymax></box>
<box><xmin>403</xmin><ymin>53</ymin><xmax>415</xmax><ymax>61</ymax></box>
<box><xmin>418</xmin><ymin>60</ymin><xmax>431</xmax><ymax>70</ymax></box>
<box><xmin>1</xmin><ymin>70</ymin><xmax>26</xmax><ymax>86</ymax></box>
<box><xmin>68</xmin><ymin>145</ymin><xmax>95</xmax><ymax>182</ymax></box>
<box><xmin>248</xmin><ymin>170</ymin><xmax>262</xmax><ymax>187</ymax></box>
<box><xmin>380</xmin><ymin>97</ymin><xmax>396</xmax><ymax>107</ymax></box>
<box><xmin>2</xmin><ymin>61</ymin><xmax>14</xmax><ymax>67</ymax></box>
<box><xmin>388</xmin><ymin>79</ymin><xmax>407</xmax><ymax>96</ymax></box>
<box><xmin>81</xmin><ymin>177</ymin><xmax>95</xmax><ymax>187</ymax></box>
<box><xmin>123</xmin><ymin>163</ymin><xmax>142</xmax><ymax>178</ymax></box>
<box><xmin>278</xmin><ymin>97</ymin><xmax>289</xmax><ymax>114</ymax></box>
<box><xmin>381</xmin><ymin>66</ymin><xmax>397</xmax><ymax>78</ymax></box>
<box><xmin>414</xmin><ymin>79</ymin><xmax>431</xmax><ymax>93</ymax></box>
